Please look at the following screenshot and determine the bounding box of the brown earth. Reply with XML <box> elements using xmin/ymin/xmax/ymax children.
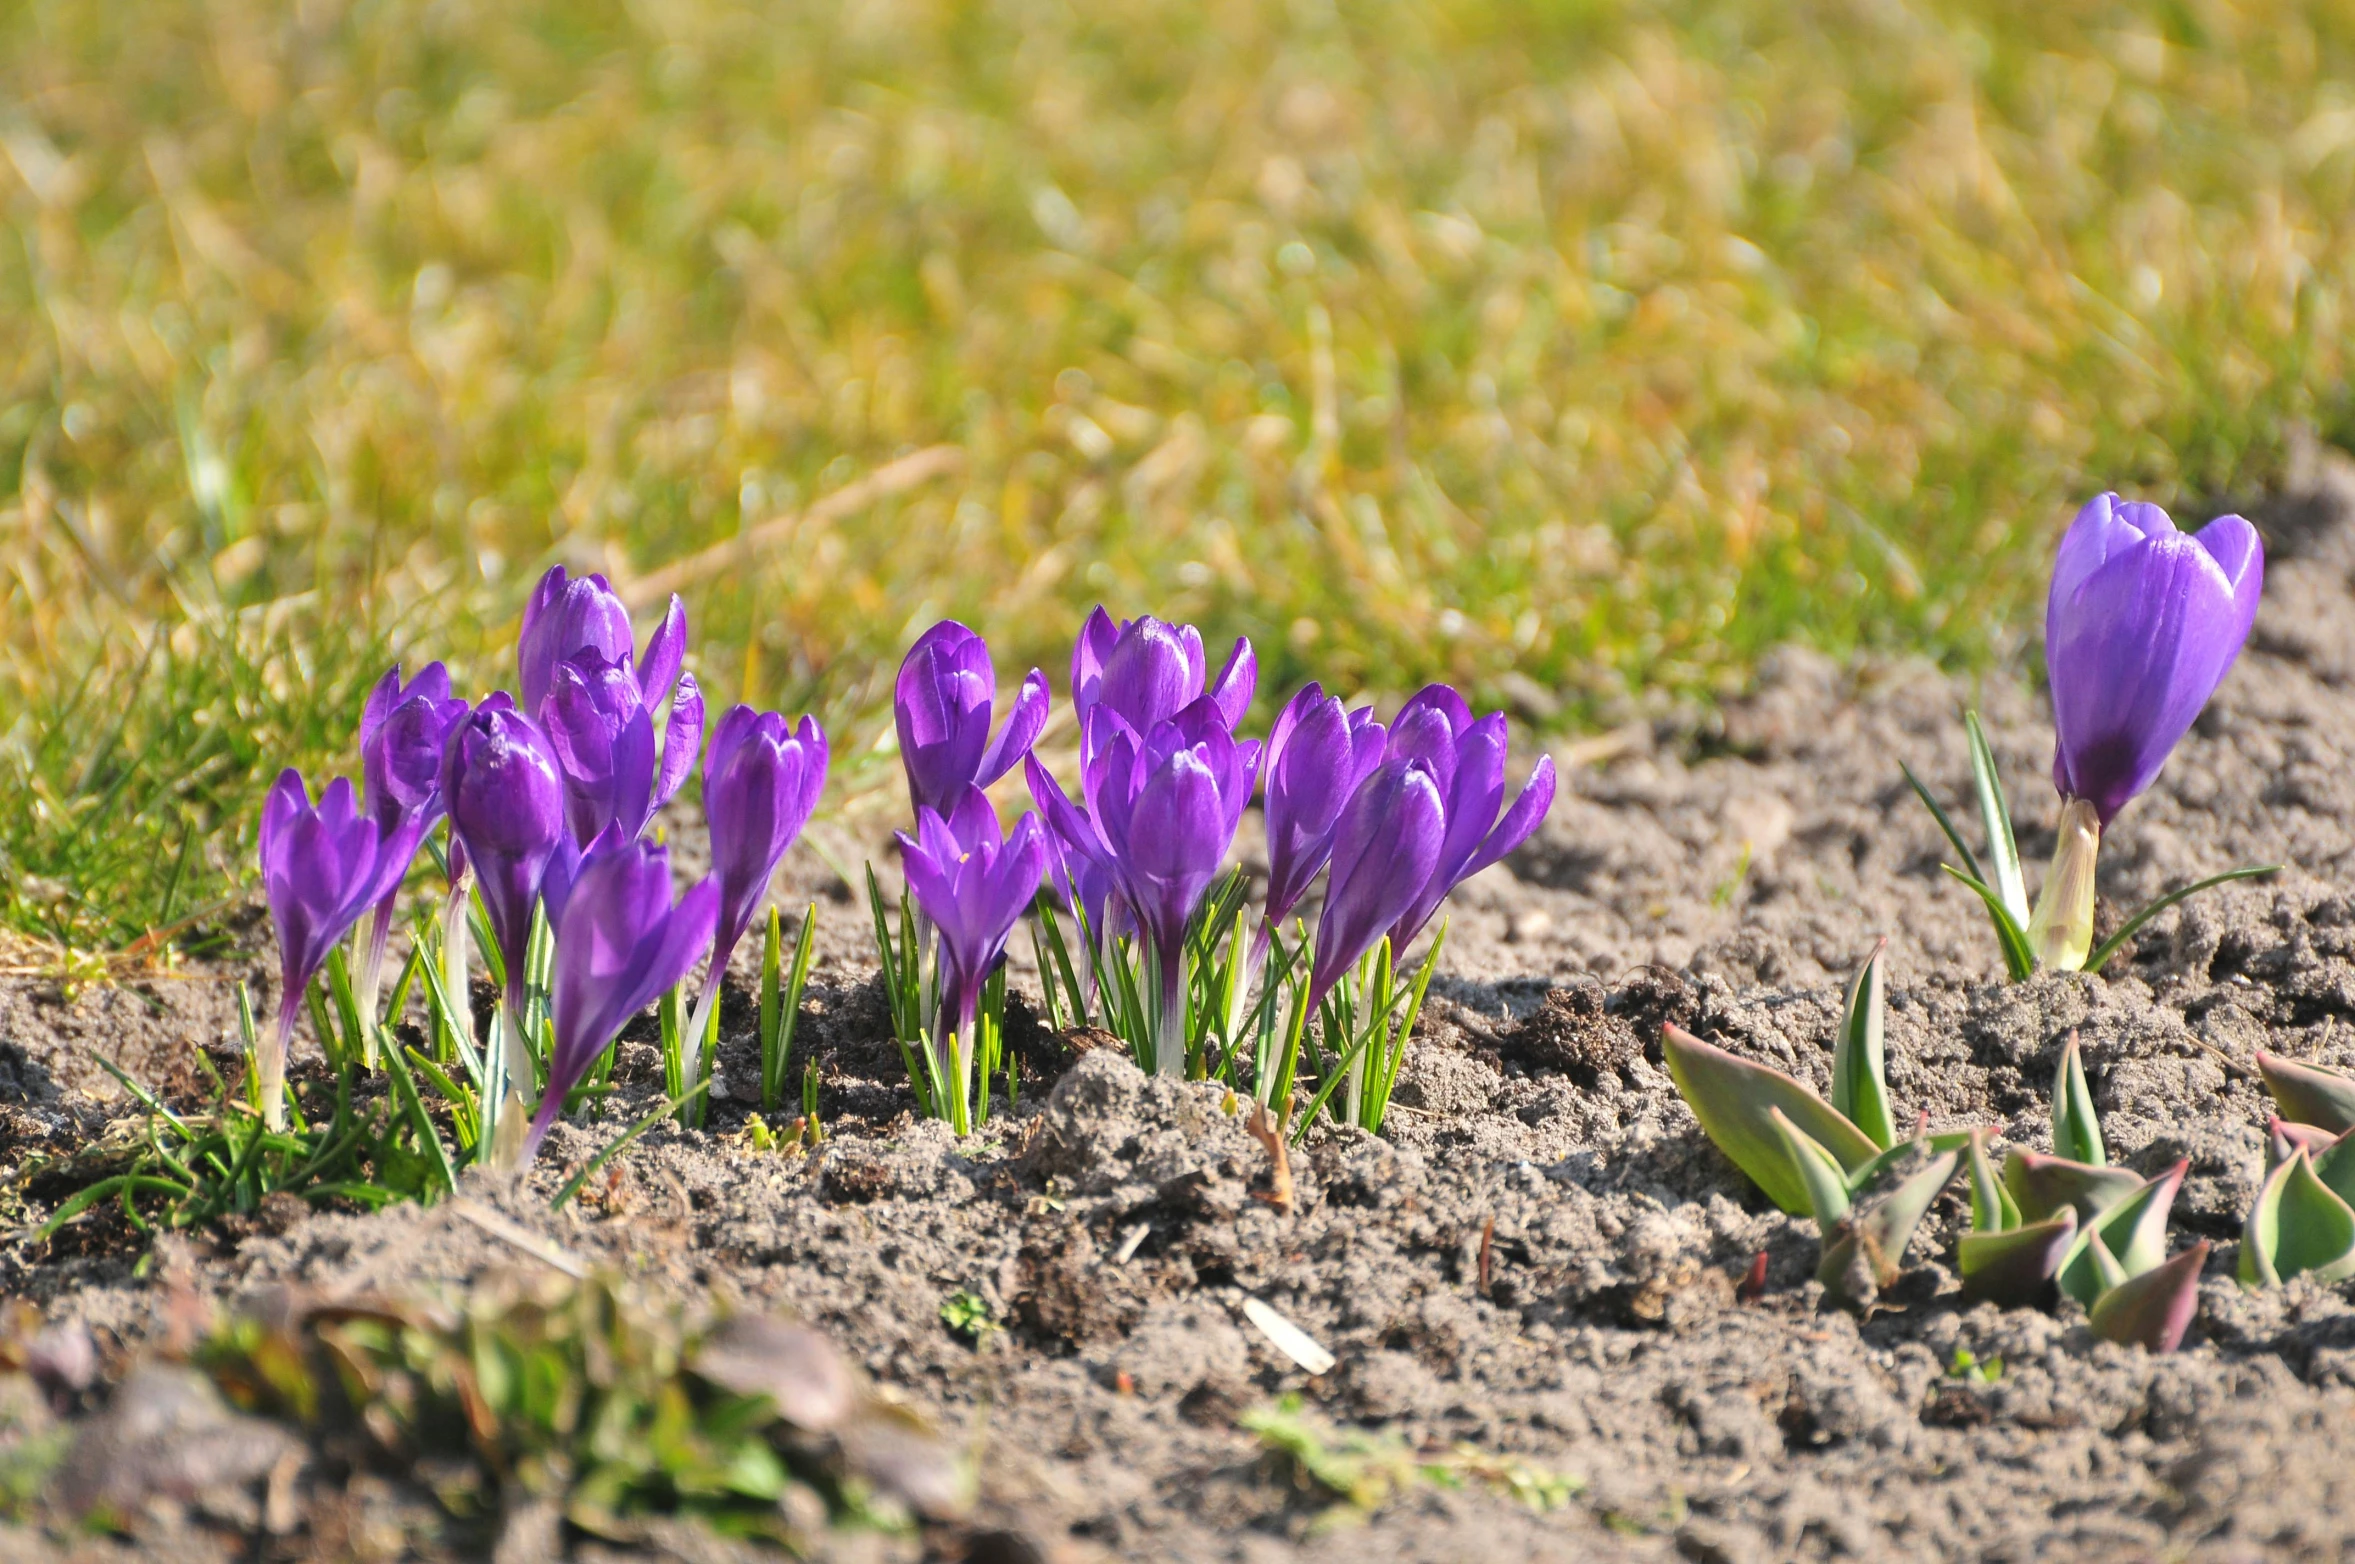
<box><xmin>9</xmin><ymin>441</ymin><xmax>2355</xmax><ymax>1561</ymax></box>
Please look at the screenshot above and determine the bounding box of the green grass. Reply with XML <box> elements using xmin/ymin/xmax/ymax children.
<box><xmin>5</xmin><ymin>0</ymin><xmax>2354</xmax><ymax>950</ymax></box>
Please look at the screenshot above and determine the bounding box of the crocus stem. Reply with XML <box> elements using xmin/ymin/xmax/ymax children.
<box><xmin>682</xmin><ymin>934</ymin><xmax>739</xmax><ymax>1095</ymax></box>
<box><xmin>1152</xmin><ymin>939</ymin><xmax>1187</xmax><ymax>1078</ymax></box>
<box><xmin>441</xmin><ymin>876</ymin><xmax>472</xmax><ymax>1054</ymax></box>
<box><xmin>484</xmin><ymin>987</ymin><xmax>535</xmax><ymax>1170</ymax></box>
<box><xmin>354</xmin><ymin>894</ymin><xmax>397</xmax><ymax>1068</ymax></box>
<box><xmin>2026</xmin><ymin>796</ymin><xmax>2102</xmax><ymax>971</ymax></box>
<box><xmin>261</xmin><ymin>989</ymin><xmax>300</xmax><ymax>1132</ymax></box>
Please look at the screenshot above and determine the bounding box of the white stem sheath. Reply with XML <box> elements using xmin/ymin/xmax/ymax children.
<box><xmin>2026</xmin><ymin>796</ymin><xmax>2102</xmax><ymax>972</ymax></box>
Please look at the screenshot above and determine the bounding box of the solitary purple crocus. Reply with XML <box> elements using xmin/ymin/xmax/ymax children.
<box><xmin>519</xmin><ymin>565</ymin><xmax>688</xmax><ymax>719</ymax></box>
<box><xmin>1262</xmin><ymin>684</ymin><xmax>1386</xmax><ymax>928</ymax></box>
<box><xmin>257</xmin><ymin>771</ymin><xmax>427</xmax><ymax>1129</ymax></box>
<box><xmin>894</xmin><ymin>620</ymin><xmax>1048</xmax><ymax>818</ymax></box>
<box><xmin>1306</xmin><ymin>756</ymin><xmax>1447</xmax><ymax>1008</ymax></box>
<box><xmin>539</xmin><ymin>648</ymin><xmax>704</xmax><ymax>846</ymax></box>
<box><xmin>440</xmin><ymin>695</ymin><xmax>567</xmax><ymax>1033</ymax></box>
<box><xmin>2023</xmin><ymin>494</ymin><xmax>2264</xmax><ymax>970</ymax></box>
<box><xmin>898</xmin><ymin>787</ymin><xmax>1051</xmax><ymax>1092</ymax></box>
<box><xmin>1378</xmin><ymin>684</ymin><xmax>1557</xmax><ymax>948</ymax></box>
<box><xmin>683</xmin><ymin>705</ymin><xmax>830</xmax><ymax>1063</ymax></box>
<box><xmin>523</xmin><ymin>832</ymin><xmax>718</xmax><ymax>1163</ymax></box>
<box><xmin>1036</xmin><ymin>699</ymin><xmax>1261</xmax><ymax>1070</ymax></box>
<box><xmin>1070</xmin><ymin>607</ymin><xmax>1255</xmax><ymax>765</ymax></box>
<box><xmin>2046</xmin><ymin>494</ymin><xmax>2264</xmax><ymax>827</ymax></box>
<box><xmin>353</xmin><ymin>663</ymin><xmax>468</xmax><ymax>1043</ymax></box>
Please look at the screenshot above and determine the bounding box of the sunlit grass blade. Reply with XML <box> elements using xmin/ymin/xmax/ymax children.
<box><xmin>1939</xmin><ymin>863</ymin><xmax>2037</xmax><ymax>981</ymax></box>
<box><xmin>1964</xmin><ymin>711</ymin><xmax>2029</xmax><ymax>926</ymax></box>
<box><xmin>549</xmin><ymin>1079</ymin><xmax>712</xmax><ymax>1212</ymax></box>
<box><xmin>2084</xmin><ymin>864</ymin><xmax>2281</xmax><ymax>975</ymax></box>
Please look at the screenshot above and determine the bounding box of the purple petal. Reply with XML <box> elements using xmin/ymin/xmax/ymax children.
<box><xmin>654</xmin><ymin>674</ymin><xmax>704</xmax><ymax>811</ymax></box>
<box><xmin>1309</xmin><ymin>759</ymin><xmax>1446</xmax><ymax>1007</ymax></box>
<box><xmin>1207</xmin><ymin>636</ymin><xmax>1257</xmax><ymax>729</ymax></box>
<box><xmin>977</xmin><ymin>667</ymin><xmax>1052</xmax><ymax>788</ymax></box>
<box><xmin>637</xmin><ymin>594</ymin><xmax>689</xmax><ymax>713</ymax></box>
<box><xmin>1462</xmin><ymin>754</ymin><xmax>1557</xmax><ymax>881</ymax></box>
<box><xmin>1070</xmin><ymin>606</ymin><xmax>1120</xmax><ymax>723</ymax></box>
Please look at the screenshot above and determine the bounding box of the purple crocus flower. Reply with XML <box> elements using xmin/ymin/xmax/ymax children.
<box><xmin>1070</xmin><ymin>607</ymin><xmax>1255</xmax><ymax>764</ymax></box>
<box><xmin>523</xmin><ymin>832</ymin><xmax>718</xmax><ymax>1163</ymax></box>
<box><xmin>519</xmin><ymin>564</ymin><xmax>688</xmax><ymax>718</ymax></box>
<box><xmin>1378</xmin><ymin>684</ymin><xmax>1557</xmax><ymax>948</ymax></box>
<box><xmin>683</xmin><ymin>706</ymin><xmax>830</xmax><ymax>1060</ymax></box>
<box><xmin>894</xmin><ymin>620</ymin><xmax>1048</xmax><ymax>818</ymax></box>
<box><xmin>1306</xmin><ymin>756</ymin><xmax>1447</xmax><ymax>1008</ymax></box>
<box><xmin>353</xmin><ymin>663</ymin><xmax>469</xmax><ymax>1039</ymax></box>
<box><xmin>1262</xmin><ymin>683</ymin><xmax>1386</xmax><ymax>927</ymax></box>
<box><xmin>898</xmin><ymin>787</ymin><xmax>1051</xmax><ymax>1065</ymax></box>
<box><xmin>440</xmin><ymin>694</ymin><xmax>567</xmax><ymax>1022</ymax></box>
<box><xmin>1034</xmin><ymin>699</ymin><xmax>1261</xmax><ymax>1067</ymax></box>
<box><xmin>257</xmin><ymin>770</ymin><xmax>427</xmax><ymax>1128</ymax></box>
<box><xmin>2046</xmin><ymin>494</ymin><xmax>2264</xmax><ymax>826</ymax></box>
<box><xmin>539</xmin><ymin>649</ymin><xmax>704</xmax><ymax>846</ymax></box>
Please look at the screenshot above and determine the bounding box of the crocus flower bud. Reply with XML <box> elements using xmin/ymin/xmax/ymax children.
<box><xmin>257</xmin><ymin>770</ymin><xmax>427</xmax><ymax>1128</ymax></box>
<box><xmin>894</xmin><ymin>620</ymin><xmax>1048</xmax><ymax>818</ymax></box>
<box><xmin>1070</xmin><ymin>607</ymin><xmax>1255</xmax><ymax>763</ymax></box>
<box><xmin>353</xmin><ymin>662</ymin><xmax>469</xmax><ymax>1054</ymax></box>
<box><xmin>1044</xmin><ymin>699</ymin><xmax>1261</xmax><ymax>1068</ymax></box>
<box><xmin>1306</xmin><ymin>756</ymin><xmax>1446</xmax><ymax>1008</ymax></box>
<box><xmin>541</xmin><ymin>648</ymin><xmax>705</xmax><ymax>848</ymax></box>
<box><xmin>440</xmin><ymin>694</ymin><xmax>567</xmax><ymax>1012</ymax></box>
<box><xmin>897</xmin><ymin>787</ymin><xmax>1051</xmax><ymax>1059</ymax></box>
<box><xmin>1378</xmin><ymin>683</ymin><xmax>1557</xmax><ymax>948</ymax></box>
<box><xmin>2027</xmin><ymin>495</ymin><xmax>2264</xmax><ymax>969</ymax></box>
<box><xmin>1262</xmin><ymin>683</ymin><xmax>1385</xmax><ymax>927</ymax></box>
<box><xmin>524</xmin><ymin>831</ymin><xmax>718</xmax><ymax>1163</ymax></box>
<box><xmin>518</xmin><ymin>564</ymin><xmax>689</xmax><ymax>717</ymax></box>
<box><xmin>682</xmin><ymin>706</ymin><xmax>830</xmax><ymax>1072</ymax></box>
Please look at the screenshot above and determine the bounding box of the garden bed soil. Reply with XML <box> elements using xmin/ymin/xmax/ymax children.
<box><xmin>10</xmin><ymin>444</ymin><xmax>2355</xmax><ymax>1561</ymax></box>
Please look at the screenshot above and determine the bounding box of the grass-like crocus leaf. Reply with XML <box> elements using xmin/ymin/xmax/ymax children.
<box><xmin>1938</xmin><ymin>865</ymin><xmax>2037</xmax><ymax>982</ymax></box>
<box><xmin>1901</xmin><ymin>760</ymin><xmax>1986</xmax><ymax>887</ymax></box>
<box><xmin>1662</xmin><ymin>1025</ymin><xmax>1880</xmax><ymax>1216</ymax></box>
<box><xmin>2255</xmin><ymin>1050</ymin><xmax>2355</xmax><ymax>1135</ymax></box>
<box><xmin>1965</xmin><ymin>1128</ymin><xmax>2021</xmax><ymax>1233</ymax></box>
<box><xmin>1818</xmin><ymin>1144</ymin><xmax>1960</xmax><ymax>1302</ymax></box>
<box><xmin>1959</xmin><ymin>1209</ymin><xmax>2078</xmax><ymax>1307</ymax></box>
<box><xmin>2002</xmin><ymin>1148</ymin><xmax>2144</xmax><ymax>1226</ymax></box>
<box><xmin>1768</xmin><ymin>1107</ymin><xmax>1853</xmax><ymax>1226</ymax></box>
<box><xmin>2088</xmin><ymin>1241</ymin><xmax>2208</xmax><ymax>1354</ymax></box>
<box><xmin>1830</xmin><ymin>939</ymin><xmax>1895</xmax><ymax>1152</ymax></box>
<box><xmin>2239</xmin><ymin>1150</ymin><xmax>2355</xmax><ymax>1287</ymax></box>
<box><xmin>2057</xmin><ymin>1161</ymin><xmax>2185</xmax><ymax>1306</ymax></box>
<box><xmin>2083</xmin><ymin>865</ymin><xmax>2280</xmax><ymax>976</ymax></box>
<box><xmin>1963</xmin><ymin>711</ymin><xmax>2029</xmax><ymax>927</ymax></box>
<box><xmin>2051</xmin><ymin>1033</ymin><xmax>2106</xmax><ymax>1167</ymax></box>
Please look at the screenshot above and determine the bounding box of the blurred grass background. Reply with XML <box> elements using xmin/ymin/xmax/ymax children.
<box><xmin>4</xmin><ymin>0</ymin><xmax>2353</xmax><ymax>952</ymax></box>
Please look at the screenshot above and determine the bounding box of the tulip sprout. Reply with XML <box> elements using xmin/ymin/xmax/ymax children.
<box><xmin>1664</xmin><ymin>943</ymin><xmax>1969</xmax><ymax>1308</ymax></box>
<box><xmin>2242</xmin><ymin>1051</ymin><xmax>2355</xmax><ymax>1285</ymax></box>
<box><xmin>1958</xmin><ymin>1036</ymin><xmax>2204</xmax><ymax>1352</ymax></box>
<box><xmin>1907</xmin><ymin>496</ymin><xmax>2275</xmax><ymax>979</ymax></box>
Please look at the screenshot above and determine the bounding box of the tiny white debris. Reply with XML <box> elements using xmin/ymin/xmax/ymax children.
<box><xmin>1241</xmin><ymin>1297</ymin><xmax>1335</xmax><ymax>1376</ymax></box>
<box><xmin>1113</xmin><ymin>1222</ymin><xmax>1151</xmax><ymax>1264</ymax></box>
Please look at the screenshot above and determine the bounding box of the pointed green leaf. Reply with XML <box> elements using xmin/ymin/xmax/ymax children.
<box><xmin>1959</xmin><ymin>1209</ymin><xmax>2077</xmax><ymax>1307</ymax></box>
<box><xmin>2310</xmin><ymin>1126</ymin><xmax>2355</xmax><ymax>1207</ymax></box>
<box><xmin>1966</xmin><ymin>1128</ymin><xmax>2020</xmax><ymax>1234</ymax></box>
<box><xmin>1663</xmin><ymin>1025</ymin><xmax>1880</xmax><ymax>1216</ymax></box>
<box><xmin>2051</xmin><ymin>1033</ymin><xmax>2106</xmax><ymax>1167</ymax></box>
<box><xmin>1846</xmin><ymin>1127</ymin><xmax>1980</xmax><ymax>1197</ymax></box>
<box><xmin>2240</xmin><ymin>1149</ymin><xmax>2355</xmax><ymax>1288</ymax></box>
<box><xmin>1769</xmin><ymin>1108</ymin><xmax>1853</xmax><ymax>1227</ymax></box>
<box><xmin>1830</xmin><ymin>939</ymin><xmax>1896</xmax><ymax>1151</ymax></box>
<box><xmin>2088</xmin><ymin>1241</ymin><xmax>2208</xmax><ymax>1354</ymax></box>
<box><xmin>2256</xmin><ymin>1050</ymin><xmax>2355</xmax><ymax>1135</ymax></box>
<box><xmin>1900</xmin><ymin>760</ymin><xmax>1985</xmax><ymax>885</ymax></box>
<box><xmin>2270</xmin><ymin>1116</ymin><xmax>2342</xmax><ymax>1172</ymax></box>
<box><xmin>2002</xmin><ymin>1148</ymin><xmax>2144</xmax><ymax>1226</ymax></box>
<box><xmin>1938</xmin><ymin>863</ymin><xmax>2038</xmax><ymax>982</ymax></box>
<box><xmin>1964</xmin><ymin>710</ymin><xmax>2029</xmax><ymax>926</ymax></box>
<box><xmin>2058</xmin><ymin>1161</ymin><xmax>2184</xmax><ymax>1304</ymax></box>
<box><xmin>2085</xmin><ymin>865</ymin><xmax>2280</xmax><ymax>976</ymax></box>
<box><xmin>1818</xmin><ymin>1146</ymin><xmax>1960</xmax><ymax>1300</ymax></box>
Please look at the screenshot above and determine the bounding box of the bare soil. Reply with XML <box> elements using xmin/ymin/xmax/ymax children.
<box><xmin>11</xmin><ymin>445</ymin><xmax>2355</xmax><ymax>1562</ymax></box>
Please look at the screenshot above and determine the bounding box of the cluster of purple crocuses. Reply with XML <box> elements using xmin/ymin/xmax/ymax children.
<box><xmin>882</xmin><ymin>609</ymin><xmax>1556</xmax><ymax>1104</ymax></box>
<box><xmin>259</xmin><ymin>568</ymin><xmax>826</xmax><ymax>1163</ymax></box>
